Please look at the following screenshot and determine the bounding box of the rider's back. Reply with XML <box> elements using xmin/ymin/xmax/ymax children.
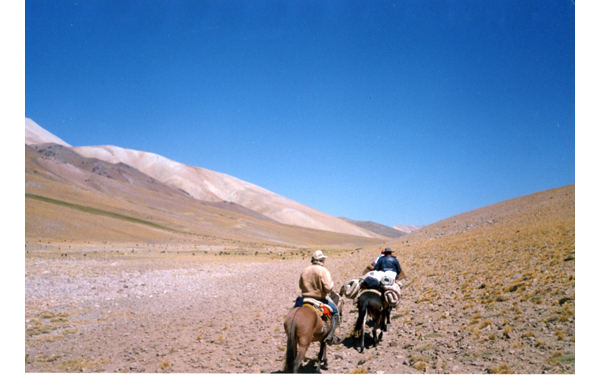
<box><xmin>299</xmin><ymin>264</ymin><xmax>333</xmax><ymax>299</ymax></box>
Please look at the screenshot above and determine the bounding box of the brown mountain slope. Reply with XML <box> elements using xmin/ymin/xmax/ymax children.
<box><xmin>393</xmin><ymin>224</ymin><xmax>424</xmax><ymax>233</ymax></box>
<box><xmin>72</xmin><ymin>144</ymin><xmax>383</xmax><ymax>239</ymax></box>
<box><xmin>25</xmin><ymin>117</ymin><xmax>382</xmax><ymax>238</ymax></box>
<box><xmin>332</xmin><ymin>184</ymin><xmax>575</xmax><ymax>373</ymax></box>
<box><xmin>25</xmin><ymin>144</ymin><xmax>383</xmax><ymax>249</ymax></box>
<box><xmin>338</xmin><ymin>217</ymin><xmax>407</xmax><ymax>238</ymax></box>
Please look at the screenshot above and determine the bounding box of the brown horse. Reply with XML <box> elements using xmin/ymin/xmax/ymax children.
<box><xmin>283</xmin><ymin>292</ymin><xmax>343</xmax><ymax>373</ymax></box>
<box><xmin>352</xmin><ymin>289</ymin><xmax>390</xmax><ymax>353</ymax></box>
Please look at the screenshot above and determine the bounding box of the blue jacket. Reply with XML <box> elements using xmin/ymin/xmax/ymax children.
<box><xmin>374</xmin><ymin>255</ymin><xmax>401</xmax><ymax>275</ymax></box>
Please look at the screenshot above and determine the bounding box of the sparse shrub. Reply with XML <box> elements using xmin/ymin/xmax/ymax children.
<box><xmin>59</xmin><ymin>357</ymin><xmax>109</xmax><ymax>372</ymax></box>
<box><xmin>487</xmin><ymin>363</ymin><xmax>514</xmax><ymax>374</ymax></box>
<box><xmin>40</xmin><ymin>311</ymin><xmax>55</xmax><ymax>319</ymax></box>
<box><xmin>31</xmin><ymin>355</ymin><xmax>62</xmax><ymax>363</ymax></box>
<box><xmin>547</xmin><ymin>350</ymin><xmax>563</xmax><ymax>366</ymax></box>
<box><xmin>559</xmin><ymin>306</ymin><xmax>574</xmax><ymax>322</ymax></box>
<box><xmin>469</xmin><ymin>327</ymin><xmax>480</xmax><ymax>337</ymax></box>
<box><xmin>349</xmin><ymin>368</ymin><xmax>368</xmax><ymax>374</ymax></box>
<box><xmin>414</xmin><ymin>361</ymin><xmax>427</xmax><ymax>371</ymax></box>
<box><xmin>555</xmin><ymin>329</ymin><xmax>566</xmax><ymax>340</ymax></box>
<box><xmin>159</xmin><ymin>360</ymin><xmax>170</xmax><ymax>369</ymax></box>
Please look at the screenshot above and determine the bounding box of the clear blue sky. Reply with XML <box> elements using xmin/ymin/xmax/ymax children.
<box><xmin>24</xmin><ymin>0</ymin><xmax>575</xmax><ymax>227</ymax></box>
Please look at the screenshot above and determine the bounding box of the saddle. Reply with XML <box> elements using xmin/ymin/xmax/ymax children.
<box><xmin>302</xmin><ymin>297</ymin><xmax>333</xmax><ymax>318</ymax></box>
<box><xmin>355</xmin><ymin>288</ymin><xmax>382</xmax><ymax>302</ymax></box>
<box><xmin>354</xmin><ymin>285</ymin><xmax>401</xmax><ymax>307</ymax></box>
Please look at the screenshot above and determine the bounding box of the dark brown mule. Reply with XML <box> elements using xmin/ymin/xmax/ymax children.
<box><xmin>283</xmin><ymin>292</ymin><xmax>343</xmax><ymax>373</ymax></box>
<box><xmin>352</xmin><ymin>289</ymin><xmax>390</xmax><ymax>353</ymax></box>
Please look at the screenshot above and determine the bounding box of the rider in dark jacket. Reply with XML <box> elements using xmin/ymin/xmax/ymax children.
<box><xmin>374</xmin><ymin>248</ymin><xmax>403</xmax><ymax>281</ymax></box>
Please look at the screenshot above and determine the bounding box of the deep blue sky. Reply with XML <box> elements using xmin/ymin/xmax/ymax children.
<box><xmin>24</xmin><ymin>0</ymin><xmax>575</xmax><ymax>226</ymax></box>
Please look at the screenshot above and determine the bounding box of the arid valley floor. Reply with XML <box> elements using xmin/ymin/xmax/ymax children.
<box><xmin>25</xmin><ymin>185</ymin><xmax>575</xmax><ymax>373</ymax></box>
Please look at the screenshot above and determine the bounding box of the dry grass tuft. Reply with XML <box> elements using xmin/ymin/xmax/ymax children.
<box><xmin>60</xmin><ymin>357</ymin><xmax>110</xmax><ymax>372</ymax></box>
<box><xmin>487</xmin><ymin>363</ymin><xmax>514</xmax><ymax>374</ymax></box>
<box><xmin>414</xmin><ymin>361</ymin><xmax>427</xmax><ymax>371</ymax></box>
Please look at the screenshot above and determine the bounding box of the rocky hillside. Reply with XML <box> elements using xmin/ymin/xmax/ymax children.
<box><xmin>339</xmin><ymin>217</ymin><xmax>407</xmax><ymax>238</ymax></box>
<box><xmin>393</xmin><ymin>224</ymin><xmax>424</xmax><ymax>233</ymax></box>
<box><xmin>26</xmin><ymin>143</ymin><xmax>383</xmax><ymax>249</ymax></box>
<box><xmin>25</xmin><ymin>118</ymin><xmax>382</xmax><ymax>239</ymax></box>
<box><xmin>332</xmin><ymin>184</ymin><xmax>575</xmax><ymax>373</ymax></box>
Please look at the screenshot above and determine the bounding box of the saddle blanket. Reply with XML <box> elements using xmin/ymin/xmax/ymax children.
<box><xmin>294</xmin><ymin>296</ymin><xmax>333</xmax><ymax>317</ymax></box>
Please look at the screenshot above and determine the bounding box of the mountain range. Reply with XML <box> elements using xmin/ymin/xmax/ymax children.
<box><xmin>25</xmin><ymin>118</ymin><xmax>415</xmax><ymax>246</ymax></box>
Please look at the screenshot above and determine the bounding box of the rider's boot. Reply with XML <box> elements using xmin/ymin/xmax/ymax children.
<box><xmin>325</xmin><ymin>313</ymin><xmax>340</xmax><ymax>345</ymax></box>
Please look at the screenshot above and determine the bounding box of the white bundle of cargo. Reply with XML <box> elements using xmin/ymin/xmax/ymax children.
<box><xmin>383</xmin><ymin>283</ymin><xmax>402</xmax><ymax>306</ymax></box>
<box><xmin>380</xmin><ymin>274</ymin><xmax>395</xmax><ymax>286</ymax></box>
<box><xmin>341</xmin><ymin>279</ymin><xmax>361</xmax><ymax>299</ymax></box>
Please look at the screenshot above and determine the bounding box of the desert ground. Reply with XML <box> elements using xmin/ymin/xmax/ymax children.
<box><xmin>25</xmin><ymin>185</ymin><xmax>575</xmax><ymax>374</ymax></box>
<box><xmin>25</xmin><ymin>187</ymin><xmax>575</xmax><ymax>374</ymax></box>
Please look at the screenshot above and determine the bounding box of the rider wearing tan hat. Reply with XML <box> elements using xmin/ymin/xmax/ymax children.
<box><xmin>298</xmin><ymin>250</ymin><xmax>340</xmax><ymax>344</ymax></box>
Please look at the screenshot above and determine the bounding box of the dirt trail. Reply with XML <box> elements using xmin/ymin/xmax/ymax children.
<box><xmin>25</xmin><ymin>250</ymin><xmax>574</xmax><ymax>374</ymax></box>
<box><xmin>26</xmin><ymin>254</ymin><xmax>402</xmax><ymax>373</ymax></box>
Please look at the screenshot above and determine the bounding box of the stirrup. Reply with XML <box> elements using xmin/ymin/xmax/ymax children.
<box><xmin>325</xmin><ymin>315</ymin><xmax>340</xmax><ymax>344</ymax></box>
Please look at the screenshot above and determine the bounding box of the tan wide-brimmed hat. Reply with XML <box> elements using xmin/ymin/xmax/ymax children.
<box><xmin>312</xmin><ymin>250</ymin><xmax>327</xmax><ymax>261</ymax></box>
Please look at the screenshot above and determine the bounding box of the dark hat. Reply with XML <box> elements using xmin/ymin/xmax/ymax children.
<box><xmin>384</xmin><ymin>248</ymin><xmax>393</xmax><ymax>254</ymax></box>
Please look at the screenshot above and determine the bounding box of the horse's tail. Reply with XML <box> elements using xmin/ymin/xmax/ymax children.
<box><xmin>284</xmin><ymin>318</ymin><xmax>297</xmax><ymax>372</ymax></box>
<box><xmin>354</xmin><ymin>295</ymin><xmax>369</xmax><ymax>336</ymax></box>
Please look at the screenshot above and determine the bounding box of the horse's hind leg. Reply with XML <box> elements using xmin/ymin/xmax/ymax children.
<box><xmin>293</xmin><ymin>338</ymin><xmax>311</xmax><ymax>373</ymax></box>
<box><xmin>360</xmin><ymin>312</ymin><xmax>367</xmax><ymax>353</ymax></box>
<box><xmin>373</xmin><ymin>325</ymin><xmax>379</xmax><ymax>346</ymax></box>
<box><xmin>384</xmin><ymin>306</ymin><xmax>391</xmax><ymax>329</ymax></box>
<box><xmin>317</xmin><ymin>342</ymin><xmax>328</xmax><ymax>371</ymax></box>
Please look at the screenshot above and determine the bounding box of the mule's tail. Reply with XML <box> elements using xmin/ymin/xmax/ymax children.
<box><xmin>353</xmin><ymin>296</ymin><xmax>369</xmax><ymax>336</ymax></box>
<box><xmin>284</xmin><ymin>319</ymin><xmax>297</xmax><ymax>373</ymax></box>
